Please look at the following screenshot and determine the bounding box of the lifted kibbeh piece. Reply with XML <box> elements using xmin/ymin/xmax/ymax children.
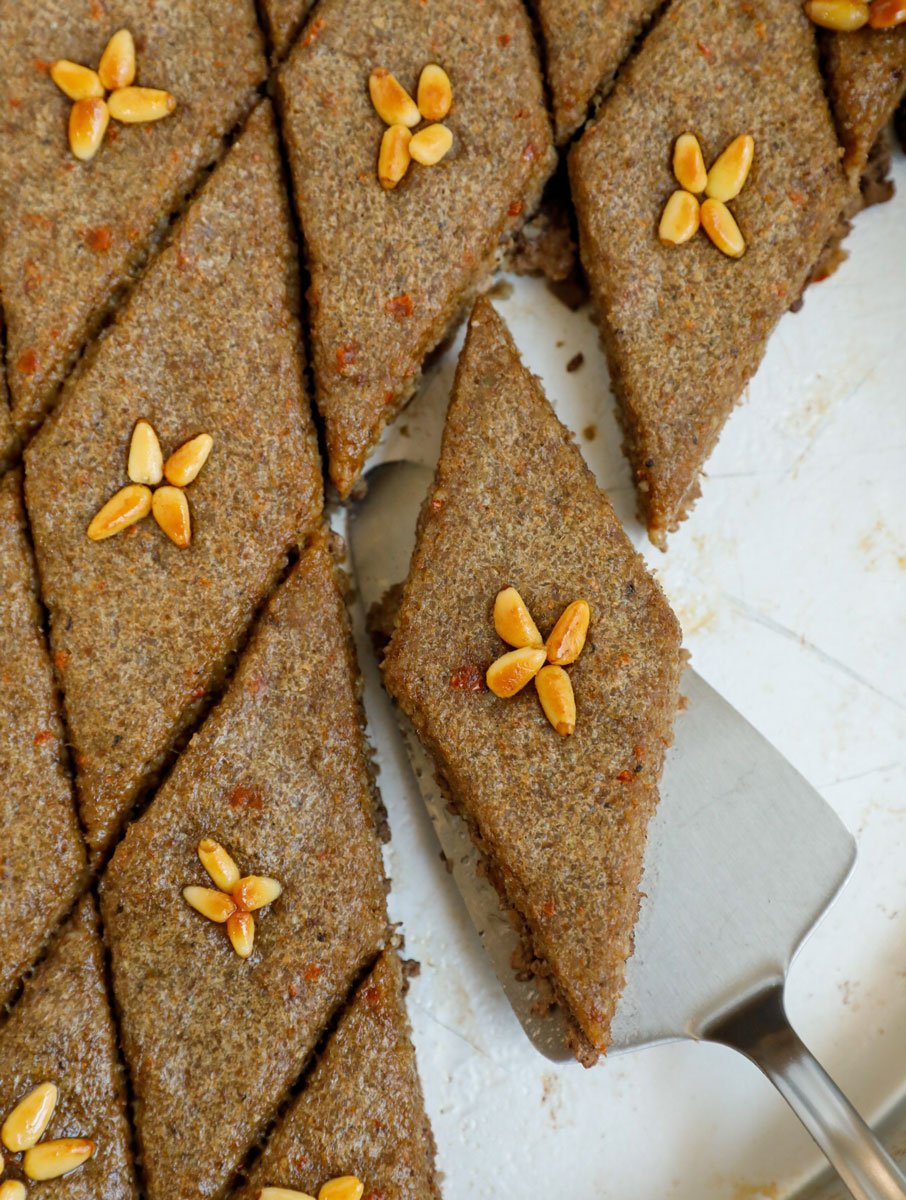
<box><xmin>25</xmin><ymin>104</ymin><xmax>322</xmax><ymax>861</ymax></box>
<box><xmin>0</xmin><ymin>897</ymin><xmax>138</xmax><ymax>1200</ymax></box>
<box><xmin>278</xmin><ymin>0</ymin><xmax>555</xmax><ymax>497</ymax></box>
<box><xmin>383</xmin><ymin>299</ymin><xmax>683</xmax><ymax>1063</ymax></box>
<box><xmin>235</xmin><ymin>950</ymin><xmax>440</xmax><ymax>1200</ymax></box>
<box><xmin>102</xmin><ymin>534</ymin><xmax>388</xmax><ymax>1200</ymax></box>
<box><xmin>535</xmin><ymin>0</ymin><xmax>664</xmax><ymax>143</ymax></box>
<box><xmin>0</xmin><ymin>0</ymin><xmax>266</xmax><ymax>440</ymax></box>
<box><xmin>0</xmin><ymin>471</ymin><xmax>86</xmax><ymax>1010</ymax></box>
<box><xmin>570</xmin><ymin>0</ymin><xmax>848</xmax><ymax>548</ymax></box>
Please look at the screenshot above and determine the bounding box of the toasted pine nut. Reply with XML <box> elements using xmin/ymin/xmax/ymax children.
<box><xmin>658</xmin><ymin>190</ymin><xmax>700</xmax><ymax>246</ymax></box>
<box><xmin>673</xmin><ymin>133</ymin><xmax>707</xmax><ymax>194</ymax></box>
<box><xmin>409</xmin><ymin>123</ymin><xmax>453</xmax><ymax>166</ymax></box>
<box><xmin>1</xmin><ymin>1083</ymin><xmax>58</xmax><ymax>1152</ymax></box>
<box><xmin>163</xmin><ymin>433</ymin><xmax>213</xmax><ymax>486</ymax></box>
<box><xmin>535</xmin><ymin>665</ymin><xmax>576</xmax><ymax>736</ymax></box>
<box><xmin>232</xmin><ymin>875</ymin><xmax>283</xmax><ymax>912</ymax></box>
<box><xmin>546</xmin><ymin>600</ymin><xmax>590</xmax><ymax>665</ymax></box>
<box><xmin>227</xmin><ymin>909</ymin><xmax>255</xmax><ymax>958</ymax></box>
<box><xmin>868</xmin><ymin>0</ymin><xmax>906</xmax><ymax>25</ymax></box>
<box><xmin>198</xmin><ymin>839</ymin><xmax>240</xmax><ymax>892</ymax></box>
<box><xmin>700</xmin><ymin>198</ymin><xmax>746</xmax><ymax>258</ymax></box>
<box><xmin>127</xmin><ymin>419</ymin><xmax>163</xmax><ymax>485</ymax></box>
<box><xmin>804</xmin><ymin>0</ymin><xmax>869</xmax><ymax>27</ymax></box>
<box><xmin>494</xmin><ymin>587</ymin><xmax>543</xmax><ymax>648</ymax></box>
<box><xmin>69</xmin><ymin>97</ymin><xmax>109</xmax><ymax>162</ymax></box>
<box><xmin>369</xmin><ymin>68</ymin><xmax>421</xmax><ymax>127</ymax></box>
<box><xmin>319</xmin><ymin>1180</ymin><xmax>365</xmax><ymax>1200</ymax></box>
<box><xmin>87</xmin><ymin>483</ymin><xmax>151</xmax><ymax>540</ymax></box>
<box><xmin>107</xmin><ymin>86</ymin><xmax>176</xmax><ymax>123</ymax></box>
<box><xmin>705</xmin><ymin>134</ymin><xmax>755</xmax><ymax>203</ymax></box>
<box><xmin>417</xmin><ymin>63</ymin><xmax>453</xmax><ymax>120</ymax></box>
<box><xmin>50</xmin><ymin>60</ymin><xmax>104</xmax><ymax>101</ymax></box>
<box><xmin>0</xmin><ymin>1181</ymin><xmax>28</xmax><ymax>1200</ymax></box>
<box><xmin>23</xmin><ymin>1138</ymin><xmax>95</xmax><ymax>1181</ymax></box>
<box><xmin>257</xmin><ymin>1191</ymin><xmax>316</xmax><ymax>1200</ymax></box>
<box><xmin>378</xmin><ymin>124</ymin><xmax>412</xmax><ymax>189</ymax></box>
<box><xmin>98</xmin><ymin>29</ymin><xmax>136</xmax><ymax>90</ymax></box>
<box><xmin>183</xmin><ymin>886</ymin><xmax>236</xmax><ymax>923</ymax></box>
<box><xmin>486</xmin><ymin>646</ymin><xmax>547</xmax><ymax>697</ymax></box>
<box><xmin>151</xmin><ymin>486</ymin><xmax>191</xmax><ymax>548</ymax></box>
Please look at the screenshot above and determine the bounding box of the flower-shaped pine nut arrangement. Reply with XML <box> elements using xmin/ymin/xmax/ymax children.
<box><xmin>49</xmin><ymin>28</ymin><xmax>176</xmax><ymax>162</ymax></box>
<box><xmin>183</xmin><ymin>838</ymin><xmax>282</xmax><ymax>959</ymax></box>
<box><xmin>1</xmin><ymin>1082</ymin><xmax>96</xmax><ymax>1192</ymax></box>
<box><xmin>659</xmin><ymin>132</ymin><xmax>755</xmax><ymax>259</ymax></box>
<box><xmin>369</xmin><ymin>63</ymin><xmax>454</xmax><ymax>189</ymax></box>
<box><xmin>486</xmin><ymin>588</ymin><xmax>591</xmax><ymax>736</ymax></box>
<box><xmin>87</xmin><ymin>420</ymin><xmax>213</xmax><ymax>548</ymax></box>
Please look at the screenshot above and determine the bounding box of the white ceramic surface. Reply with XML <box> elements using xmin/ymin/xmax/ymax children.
<box><xmin>340</xmin><ymin>147</ymin><xmax>906</xmax><ymax>1199</ymax></box>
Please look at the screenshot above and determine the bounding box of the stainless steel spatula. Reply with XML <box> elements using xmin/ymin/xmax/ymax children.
<box><xmin>346</xmin><ymin>460</ymin><xmax>906</xmax><ymax>1200</ymax></box>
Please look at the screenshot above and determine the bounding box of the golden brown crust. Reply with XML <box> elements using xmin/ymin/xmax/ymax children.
<box><xmin>25</xmin><ymin>103</ymin><xmax>323</xmax><ymax>859</ymax></box>
<box><xmin>277</xmin><ymin>0</ymin><xmax>555</xmax><ymax>497</ymax></box>
<box><xmin>383</xmin><ymin>298</ymin><xmax>683</xmax><ymax>1057</ymax></box>
<box><xmin>569</xmin><ymin>0</ymin><xmax>848</xmax><ymax>548</ymax></box>
<box><xmin>101</xmin><ymin>532</ymin><xmax>389</xmax><ymax>1200</ymax></box>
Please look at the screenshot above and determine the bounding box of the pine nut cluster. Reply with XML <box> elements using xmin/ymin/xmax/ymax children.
<box><xmin>369</xmin><ymin>64</ymin><xmax>454</xmax><ymax>189</ymax></box>
<box><xmin>1</xmin><ymin>1083</ymin><xmax>96</xmax><ymax>1191</ymax></box>
<box><xmin>258</xmin><ymin>1177</ymin><xmax>364</xmax><ymax>1200</ymax></box>
<box><xmin>804</xmin><ymin>0</ymin><xmax>906</xmax><ymax>29</ymax></box>
<box><xmin>87</xmin><ymin>420</ymin><xmax>213</xmax><ymax>548</ymax></box>
<box><xmin>183</xmin><ymin>839</ymin><xmax>283</xmax><ymax>959</ymax></box>
<box><xmin>659</xmin><ymin>132</ymin><xmax>755</xmax><ymax>259</ymax></box>
<box><xmin>49</xmin><ymin>29</ymin><xmax>176</xmax><ymax>162</ymax></box>
<box><xmin>485</xmin><ymin>588</ymin><xmax>591</xmax><ymax>737</ymax></box>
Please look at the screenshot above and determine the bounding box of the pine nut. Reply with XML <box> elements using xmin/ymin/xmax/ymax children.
<box><xmin>705</xmin><ymin>134</ymin><xmax>755</xmax><ymax>203</ymax></box>
<box><xmin>183</xmin><ymin>886</ymin><xmax>236</xmax><ymax>923</ymax></box>
<box><xmin>486</xmin><ymin>647</ymin><xmax>547</xmax><ymax>697</ymax></box>
<box><xmin>198</xmin><ymin>839</ymin><xmax>240</xmax><ymax>892</ymax></box>
<box><xmin>232</xmin><ymin>876</ymin><xmax>283</xmax><ymax>912</ymax></box>
<box><xmin>378</xmin><ymin>124</ymin><xmax>412</xmax><ymax>189</ymax></box>
<box><xmin>804</xmin><ymin>0</ymin><xmax>869</xmax><ymax>27</ymax></box>
<box><xmin>151</xmin><ymin>486</ymin><xmax>191</xmax><ymax>548</ymax></box>
<box><xmin>658</xmin><ymin>190</ymin><xmax>700</xmax><ymax>246</ymax></box>
<box><xmin>23</xmin><ymin>1138</ymin><xmax>95</xmax><ymax>1181</ymax></box>
<box><xmin>546</xmin><ymin>600</ymin><xmax>591</xmax><ymax>666</ymax></box>
<box><xmin>87</xmin><ymin>483</ymin><xmax>151</xmax><ymax>540</ymax></box>
<box><xmin>417</xmin><ymin>63</ymin><xmax>453</xmax><ymax>120</ymax></box>
<box><xmin>107</xmin><ymin>86</ymin><xmax>176</xmax><ymax>124</ymax></box>
<box><xmin>319</xmin><ymin>1179</ymin><xmax>365</xmax><ymax>1200</ymax></box>
<box><xmin>673</xmin><ymin>133</ymin><xmax>707</xmax><ymax>194</ymax></box>
<box><xmin>257</xmin><ymin>1191</ymin><xmax>316</xmax><ymax>1200</ymax></box>
<box><xmin>493</xmin><ymin>587</ymin><xmax>543</xmax><ymax>648</ymax></box>
<box><xmin>409</xmin><ymin>123</ymin><xmax>453</xmax><ymax>166</ymax></box>
<box><xmin>127</xmin><ymin>419</ymin><xmax>163</xmax><ymax>486</ymax></box>
<box><xmin>368</xmin><ymin>68</ymin><xmax>420</xmax><ymax>127</ymax></box>
<box><xmin>700</xmin><ymin>198</ymin><xmax>746</xmax><ymax>258</ymax></box>
<box><xmin>50</xmin><ymin>60</ymin><xmax>104</xmax><ymax>101</ymax></box>
<box><xmin>227</xmin><ymin>910</ymin><xmax>255</xmax><ymax>958</ymax></box>
<box><xmin>69</xmin><ymin>97</ymin><xmax>109</xmax><ymax>162</ymax></box>
<box><xmin>0</xmin><ymin>1182</ymin><xmax>27</xmax><ymax>1200</ymax></box>
<box><xmin>535</xmin><ymin>665</ymin><xmax>576</xmax><ymax>736</ymax></box>
<box><xmin>1</xmin><ymin>1083</ymin><xmax>57</xmax><ymax>1152</ymax></box>
<box><xmin>98</xmin><ymin>29</ymin><xmax>136</xmax><ymax>91</ymax></box>
<box><xmin>868</xmin><ymin>0</ymin><xmax>906</xmax><ymax>25</ymax></box>
<box><xmin>164</xmin><ymin>433</ymin><xmax>213</xmax><ymax>486</ymax></box>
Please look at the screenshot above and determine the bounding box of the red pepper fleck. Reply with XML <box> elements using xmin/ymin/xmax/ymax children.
<box><xmin>16</xmin><ymin>349</ymin><xmax>38</xmax><ymax>376</ymax></box>
<box><xmin>303</xmin><ymin>962</ymin><xmax>322</xmax><ymax>982</ymax></box>
<box><xmin>508</xmin><ymin>199</ymin><xmax>524</xmax><ymax>218</ymax></box>
<box><xmin>385</xmin><ymin>293</ymin><xmax>414</xmax><ymax>320</ymax></box>
<box><xmin>788</xmin><ymin>189</ymin><xmax>807</xmax><ymax>206</ymax></box>
<box><xmin>33</xmin><ymin>730</ymin><xmax>54</xmax><ymax>746</ymax></box>
<box><xmin>450</xmin><ymin>663</ymin><xmax>486</xmax><ymax>692</ymax></box>
<box><xmin>335</xmin><ymin>341</ymin><xmax>358</xmax><ymax>373</ymax></box>
<box><xmin>189</xmin><ymin>685</ymin><xmax>206</xmax><ymax>701</ymax></box>
<box><xmin>498</xmin><ymin>32</ymin><xmax>512</xmax><ymax>46</ymax></box>
<box><xmin>513</xmin><ymin>107</ymin><xmax>529</xmax><ymax>119</ymax></box>
<box><xmin>84</xmin><ymin>224</ymin><xmax>113</xmax><ymax>251</ymax></box>
<box><xmin>53</xmin><ymin>650</ymin><xmax>69</xmax><ymax>670</ymax></box>
<box><xmin>696</xmin><ymin>40</ymin><xmax>714</xmax><ymax>61</ymax></box>
<box><xmin>541</xmin><ymin>900</ymin><xmax>556</xmax><ymax>918</ymax></box>
<box><xmin>226</xmin><ymin>784</ymin><xmax>264</xmax><ymax>810</ymax></box>
<box><xmin>31</xmin><ymin>58</ymin><xmax>52</xmax><ymax>74</ymax></box>
<box><xmin>9</xmin><ymin>97</ymin><xmax>21</xmax><ymax>109</ymax></box>
<box><xmin>521</xmin><ymin>140</ymin><xmax>540</xmax><ymax>162</ymax></box>
<box><xmin>362</xmin><ymin>983</ymin><xmax>384</xmax><ymax>1008</ymax></box>
<box><xmin>299</xmin><ymin>16</ymin><xmax>327</xmax><ymax>48</ymax></box>
<box><xmin>88</xmin><ymin>0</ymin><xmax>104</xmax><ymax>19</ymax></box>
<box><xmin>617</xmin><ymin>769</ymin><xmax>635</xmax><ymax>783</ymax></box>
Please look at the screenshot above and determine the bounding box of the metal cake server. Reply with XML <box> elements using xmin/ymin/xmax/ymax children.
<box><xmin>346</xmin><ymin>459</ymin><xmax>906</xmax><ymax>1200</ymax></box>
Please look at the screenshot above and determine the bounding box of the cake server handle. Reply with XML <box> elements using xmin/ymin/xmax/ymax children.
<box><xmin>708</xmin><ymin>984</ymin><xmax>906</xmax><ymax>1200</ymax></box>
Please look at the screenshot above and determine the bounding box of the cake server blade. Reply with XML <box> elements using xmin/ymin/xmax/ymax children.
<box><xmin>347</xmin><ymin>460</ymin><xmax>906</xmax><ymax>1200</ymax></box>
